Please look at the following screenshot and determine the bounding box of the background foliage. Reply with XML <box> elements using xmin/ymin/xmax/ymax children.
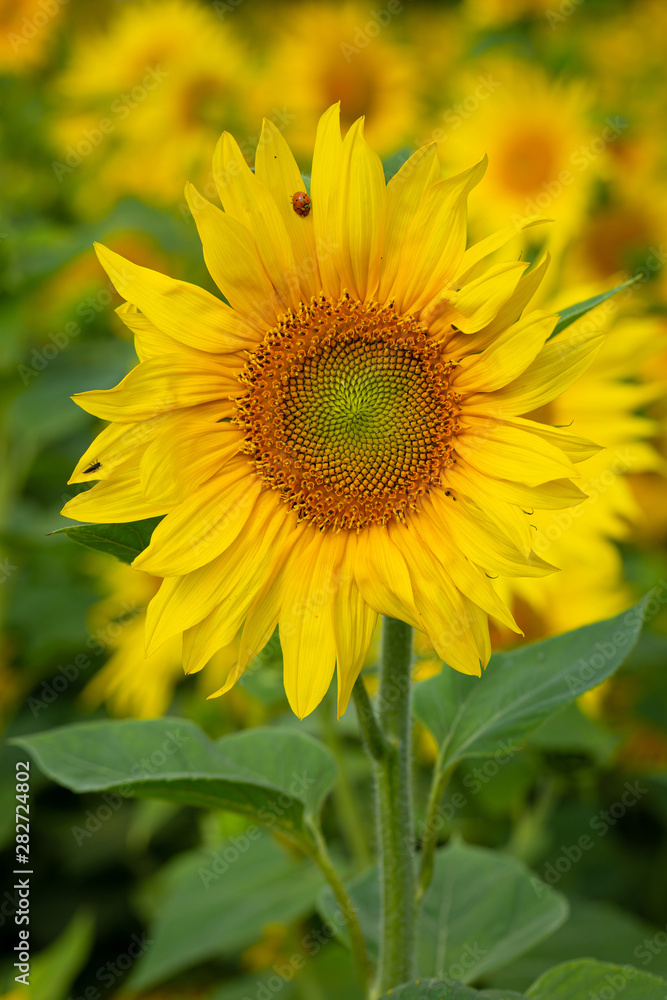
<box><xmin>2</xmin><ymin>0</ymin><xmax>667</xmax><ymax>997</ymax></box>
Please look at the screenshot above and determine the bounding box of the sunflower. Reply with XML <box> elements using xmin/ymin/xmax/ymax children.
<box><xmin>80</xmin><ymin>558</ymin><xmax>239</xmax><ymax>720</ymax></box>
<box><xmin>495</xmin><ymin>297</ymin><xmax>666</xmax><ymax>638</ymax></box>
<box><xmin>250</xmin><ymin>2</ymin><xmax>419</xmax><ymax>158</ymax></box>
<box><xmin>434</xmin><ymin>62</ymin><xmax>596</xmax><ymax>255</ymax></box>
<box><xmin>62</xmin><ymin>105</ymin><xmax>604</xmax><ymax>719</ymax></box>
<box><xmin>51</xmin><ymin>0</ymin><xmax>246</xmax><ymax>211</ymax></box>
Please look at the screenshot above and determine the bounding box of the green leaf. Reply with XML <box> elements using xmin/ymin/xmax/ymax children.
<box><xmin>378</xmin><ymin>983</ymin><xmax>527</xmax><ymax>999</ymax></box>
<box><xmin>11</xmin><ymin>718</ymin><xmax>337</xmax><ymax>842</ymax></box>
<box><xmin>129</xmin><ymin>832</ymin><xmax>324</xmax><ymax>990</ymax></box>
<box><xmin>487</xmin><ymin>899</ymin><xmax>667</xmax><ymax>991</ymax></box>
<box><xmin>552</xmin><ymin>276</ymin><xmax>640</xmax><ymax>337</ymax></box>
<box><xmin>23</xmin><ymin>911</ymin><xmax>94</xmax><ymax>1000</ymax></box>
<box><xmin>49</xmin><ymin>517</ymin><xmax>163</xmax><ymax>563</ymax></box>
<box><xmin>319</xmin><ymin>841</ymin><xmax>568</xmax><ymax>981</ymax></box>
<box><xmin>526</xmin><ymin>702</ymin><xmax>619</xmax><ymax>764</ymax></box>
<box><xmin>526</xmin><ymin>959</ymin><xmax>667</xmax><ymax>999</ymax></box>
<box><xmin>413</xmin><ymin>595</ymin><xmax>651</xmax><ymax>771</ymax></box>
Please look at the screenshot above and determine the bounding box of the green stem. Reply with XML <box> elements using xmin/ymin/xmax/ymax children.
<box><xmin>307</xmin><ymin>827</ymin><xmax>372</xmax><ymax>992</ymax></box>
<box><xmin>352</xmin><ymin>674</ymin><xmax>388</xmax><ymax>762</ymax></box>
<box><xmin>416</xmin><ymin>754</ymin><xmax>455</xmax><ymax>903</ymax></box>
<box><xmin>373</xmin><ymin>617</ymin><xmax>416</xmax><ymax>994</ymax></box>
<box><xmin>322</xmin><ymin>701</ymin><xmax>372</xmax><ymax>870</ymax></box>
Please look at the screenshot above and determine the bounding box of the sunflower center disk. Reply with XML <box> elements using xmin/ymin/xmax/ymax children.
<box><xmin>237</xmin><ymin>296</ymin><xmax>459</xmax><ymax>530</ymax></box>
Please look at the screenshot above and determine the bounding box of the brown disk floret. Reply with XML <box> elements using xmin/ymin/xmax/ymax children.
<box><xmin>235</xmin><ymin>294</ymin><xmax>460</xmax><ymax>531</ymax></box>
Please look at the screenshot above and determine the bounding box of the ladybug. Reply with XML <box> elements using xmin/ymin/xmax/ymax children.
<box><xmin>83</xmin><ymin>461</ymin><xmax>102</xmax><ymax>474</ymax></box>
<box><xmin>291</xmin><ymin>191</ymin><xmax>311</xmax><ymax>217</ymax></box>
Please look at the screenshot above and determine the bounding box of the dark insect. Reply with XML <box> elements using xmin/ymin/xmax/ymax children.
<box><xmin>83</xmin><ymin>461</ymin><xmax>102</xmax><ymax>474</ymax></box>
<box><xmin>291</xmin><ymin>191</ymin><xmax>311</xmax><ymax>217</ymax></box>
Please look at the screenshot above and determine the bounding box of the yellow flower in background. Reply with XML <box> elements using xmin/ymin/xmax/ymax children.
<box><xmin>64</xmin><ymin>105</ymin><xmax>604</xmax><ymax>719</ymax></box>
<box><xmin>561</xmin><ymin>185</ymin><xmax>667</xmax><ymax>297</ymax></box>
<box><xmin>51</xmin><ymin>0</ymin><xmax>247</xmax><ymax>211</ymax></box>
<box><xmin>460</xmin><ymin>0</ymin><xmax>556</xmax><ymax>28</ymax></box>
<box><xmin>0</xmin><ymin>0</ymin><xmax>64</xmax><ymax>73</ymax></box>
<box><xmin>81</xmin><ymin>558</ymin><xmax>238</xmax><ymax>719</ymax></box>
<box><xmin>496</xmin><ymin>296</ymin><xmax>666</xmax><ymax>639</ymax></box>
<box><xmin>433</xmin><ymin>62</ymin><xmax>597</xmax><ymax>256</ymax></box>
<box><xmin>251</xmin><ymin>2</ymin><xmax>419</xmax><ymax>158</ymax></box>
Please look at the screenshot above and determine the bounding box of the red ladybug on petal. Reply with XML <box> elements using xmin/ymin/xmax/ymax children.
<box><xmin>291</xmin><ymin>191</ymin><xmax>311</xmax><ymax>217</ymax></box>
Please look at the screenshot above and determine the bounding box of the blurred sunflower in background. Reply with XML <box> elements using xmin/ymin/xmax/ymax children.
<box><xmin>51</xmin><ymin>0</ymin><xmax>249</xmax><ymax>213</ymax></box>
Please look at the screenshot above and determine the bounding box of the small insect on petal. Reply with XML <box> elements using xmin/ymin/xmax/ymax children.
<box><xmin>291</xmin><ymin>191</ymin><xmax>311</xmax><ymax>217</ymax></box>
<box><xmin>83</xmin><ymin>461</ymin><xmax>102</xmax><ymax>473</ymax></box>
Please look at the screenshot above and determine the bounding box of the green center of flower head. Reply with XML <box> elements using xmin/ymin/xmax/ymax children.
<box><xmin>236</xmin><ymin>295</ymin><xmax>460</xmax><ymax>530</ymax></box>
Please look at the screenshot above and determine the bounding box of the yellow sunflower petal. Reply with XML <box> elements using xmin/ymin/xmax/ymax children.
<box><xmin>378</xmin><ymin>143</ymin><xmax>440</xmax><ymax>302</ymax></box>
<box><xmin>185</xmin><ymin>182</ymin><xmax>282</xmax><ymax>328</ymax></box>
<box><xmin>213</xmin><ymin>131</ymin><xmax>299</xmax><ymax>307</ymax></box>
<box><xmin>426</xmin><ymin>260</ymin><xmax>529</xmax><ymax>336</ymax></box>
<box><xmin>61</xmin><ymin>472</ymin><xmax>174</xmax><ymax>523</ymax></box>
<box><xmin>457</xmin><ymin>420</ymin><xmax>579</xmax><ymax>486</ymax></box>
<box><xmin>139</xmin><ymin>420</ymin><xmax>245</xmax><ymax>503</ymax></box>
<box><xmin>333</xmin><ymin>535</ymin><xmax>378</xmax><ymax>718</ymax></box>
<box><xmin>310</xmin><ymin>102</ymin><xmax>343</xmax><ymax>298</ymax></box>
<box><xmin>134</xmin><ymin>467</ymin><xmax>260</xmax><ymax>576</ymax></box>
<box><xmin>337</xmin><ymin>117</ymin><xmax>386</xmax><ymax>301</ymax></box>
<box><xmin>393</xmin><ymin>157</ymin><xmax>487</xmax><ymax>314</ymax></box>
<box><xmin>254</xmin><ymin>118</ymin><xmax>321</xmax><ymax>299</ymax></box>
<box><xmin>428</xmin><ymin>489</ymin><xmax>555</xmax><ymax>578</ymax></box>
<box><xmin>454</xmin><ymin>216</ymin><xmax>551</xmax><ymax>284</ymax></box>
<box><xmin>471</xmin><ymin>329</ymin><xmax>606</xmax><ymax>416</ymax></box>
<box><xmin>390</xmin><ymin>520</ymin><xmax>485</xmax><ymax>676</ymax></box>
<box><xmin>94</xmin><ymin>243</ymin><xmax>256</xmax><ymax>351</ymax></box>
<box><xmin>453</xmin><ymin>310</ymin><xmax>557</xmax><ymax>391</ymax></box>
<box><xmin>354</xmin><ymin>523</ymin><xmax>423</xmax><ymax>628</ymax></box>
<box><xmin>71</xmin><ymin>355</ymin><xmax>242</xmax><ymax>422</ymax></box>
<box><xmin>280</xmin><ymin>529</ymin><xmax>344</xmax><ymax>719</ymax></box>
<box><xmin>144</xmin><ymin>492</ymin><xmax>289</xmax><ymax>654</ymax></box>
<box><xmin>412</xmin><ymin>497</ymin><xmax>521</xmax><ymax>632</ymax></box>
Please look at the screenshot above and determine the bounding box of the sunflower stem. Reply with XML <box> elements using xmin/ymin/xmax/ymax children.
<box><xmin>352</xmin><ymin>674</ymin><xmax>388</xmax><ymax>762</ymax></box>
<box><xmin>416</xmin><ymin>755</ymin><xmax>455</xmax><ymax>903</ymax></box>
<box><xmin>373</xmin><ymin>617</ymin><xmax>416</xmax><ymax>994</ymax></box>
<box><xmin>307</xmin><ymin>826</ymin><xmax>372</xmax><ymax>991</ymax></box>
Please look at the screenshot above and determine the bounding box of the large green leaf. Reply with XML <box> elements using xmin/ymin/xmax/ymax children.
<box><xmin>129</xmin><ymin>832</ymin><xmax>324</xmax><ymax>990</ymax></box>
<box><xmin>487</xmin><ymin>898</ymin><xmax>667</xmax><ymax>991</ymax></box>
<box><xmin>551</xmin><ymin>276</ymin><xmax>640</xmax><ymax>337</ymax></box>
<box><xmin>413</xmin><ymin>595</ymin><xmax>651</xmax><ymax>771</ymax></box>
<box><xmin>319</xmin><ymin>841</ymin><xmax>568</xmax><ymax>981</ymax></box>
<box><xmin>526</xmin><ymin>960</ymin><xmax>667</xmax><ymax>1000</ymax></box>
<box><xmin>49</xmin><ymin>517</ymin><xmax>163</xmax><ymax>564</ymax></box>
<box><xmin>11</xmin><ymin>718</ymin><xmax>337</xmax><ymax>842</ymax></box>
<box><xmin>378</xmin><ymin>983</ymin><xmax>527</xmax><ymax>999</ymax></box>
